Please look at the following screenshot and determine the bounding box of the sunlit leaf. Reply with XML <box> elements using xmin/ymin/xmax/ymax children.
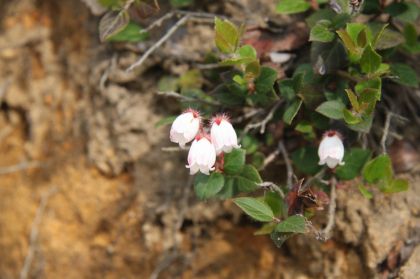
<box><xmin>99</xmin><ymin>10</ymin><xmax>130</xmax><ymax>42</ymax></box>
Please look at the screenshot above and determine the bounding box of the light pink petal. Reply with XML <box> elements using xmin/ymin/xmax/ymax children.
<box><xmin>183</xmin><ymin>117</ymin><xmax>200</xmax><ymax>142</ymax></box>
<box><xmin>186</xmin><ymin>163</ymin><xmax>200</xmax><ymax>175</ymax></box>
<box><xmin>211</xmin><ymin>124</ymin><xmax>224</xmax><ymax>151</ymax></box>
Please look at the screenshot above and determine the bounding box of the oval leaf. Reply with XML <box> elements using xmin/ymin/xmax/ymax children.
<box><xmin>99</xmin><ymin>10</ymin><xmax>130</xmax><ymax>42</ymax></box>
<box><xmin>194</xmin><ymin>172</ymin><xmax>225</xmax><ymax>201</ymax></box>
<box><xmin>275</xmin><ymin>215</ymin><xmax>306</xmax><ymax>233</ymax></box>
<box><xmin>233</xmin><ymin>197</ymin><xmax>274</xmax><ymax>222</ymax></box>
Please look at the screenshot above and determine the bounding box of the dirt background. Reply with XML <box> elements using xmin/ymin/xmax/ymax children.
<box><xmin>0</xmin><ymin>0</ymin><xmax>419</xmax><ymax>278</ymax></box>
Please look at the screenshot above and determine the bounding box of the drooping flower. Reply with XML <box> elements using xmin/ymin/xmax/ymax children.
<box><xmin>210</xmin><ymin>114</ymin><xmax>241</xmax><ymax>155</ymax></box>
<box><xmin>186</xmin><ymin>133</ymin><xmax>216</xmax><ymax>175</ymax></box>
<box><xmin>170</xmin><ymin>109</ymin><xmax>201</xmax><ymax>148</ymax></box>
<box><xmin>318</xmin><ymin>131</ymin><xmax>345</xmax><ymax>169</ymax></box>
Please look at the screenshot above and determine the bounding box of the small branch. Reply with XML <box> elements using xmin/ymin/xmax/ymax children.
<box><xmin>154</xmin><ymin>90</ymin><xmax>222</xmax><ymax>106</ymax></box>
<box><xmin>0</xmin><ymin>161</ymin><xmax>44</xmax><ymax>175</ymax></box>
<box><xmin>244</xmin><ymin>100</ymin><xmax>283</xmax><ymax>134</ymax></box>
<box><xmin>126</xmin><ymin>16</ymin><xmax>189</xmax><ymax>72</ymax></box>
<box><xmin>230</xmin><ymin>108</ymin><xmax>264</xmax><ymax>124</ymax></box>
<box><xmin>336</xmin><ymin>70</ymin><xmax>366</xmax><ymax>83</ymax></box>
<box><xmin>161</xmin><ymin>146</ymin><xmax>190</xmax><ymax>152</ymax></box>
<box><xmin>278</xmin><ymin>140</ymin><xmax>293</xmax><ymax>190</ymax></box>
<box><xmin>380</xmin><ymin>111</ymin><xmax>392</xmax><ymax>155</ymax></box>
<box><xmin>139</xmin><ymin>11</ymin><xmax>176</xmax><ymax>34</ymax></box>
<box><xmin>263</xmin><ymin>146</ymin><xmax>281</xmax><ymax>169</ymax></box>
<box><xmin>99</xmin><ymin>53</ymin><xmax>118</xmax><ymax>91</ymax></box>
<box><xmin>322</xmin><ymin>176</ymin><xmax>337</xmax><ymax>238</ymax></box>
<box><xmin>371</xmin><ymin>126</ymin><xmax>403</xmax><ymax>141</ymax></box>
<box><xmin>256</xmin><ymin>182</ymin><xmax>285</xmax><ymax>199</ymax></box>
<box><xmin>20</xmin><ymin>187</ymin><xmax>58</xmax><ymax>279</ymax></box>
<box><xmin>302</xmin><ymin>166</ymin><xmax>327</xmax><ymax>191</ymax></box>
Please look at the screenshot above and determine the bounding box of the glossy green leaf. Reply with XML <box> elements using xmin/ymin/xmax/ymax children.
<box><xmin>357</xmin><ymin>28</ymin><xmax>367</xmax><ymax>48</ymax></box>
<box><xmin>310</xmin><ymin>23</ymin><xmax>335</xmax><ymax>42</ymax></box>
<box><xmin>252</xmin><ymin>152</ymin><xmax>265</xmax><ymax>170</ymax></box>
<box><xmin>347</xmin><ymin>23</ymin><xmax>369</xmax><ymax>43</ymax></box>
<box><xmin>315</xmin><ymin>100</ymin><xmax>346</xmax><ymax>120</ymax></box>
<box><xmin>336</xmin><ymin>148</ymin><xmax>372</xmax><ymax>180</ymax></box>
<box><xmin>403</xmin><ymin>23</ymin><xmax>418</xmax><ymax>47</ymax></box>
<box><xmin>275</xmin><ymin>0</ymin><xmax>312</xmax><ymax>14</ymax></box>
<box><xmin>254</xmin><ymin>222</ymin><xmax>277</xmax><ymax>235</ymax></box>
<box><xmin>219</xmin><ymin>57</ymin><xmax>255</xmax><ymax>67</ymax></box>
<box><xmin>223</xmin><ymin>148</ymin><xmax>246</xmax><ymax>175</ymax></box>
<box><xmin>233</xmin><ymin>197</ymin><xmax>274</xmax><ymax>221</ymax></box>
<box><xmin>278</xmin><ymin>78</ymin><xmax>296</xmax><ymax>102</ymax></box>
<box><xmin>155</xmin><ymin>115</ymin><xmax>177</xmax><ymax>128</ymax></box>
<box><xmin>364</xmin><ymin>154</ymin><xmax>392</xmax><ymax>184</ymax></box>
<box><xmin>270</xmin><ymin>230</ymin><xmax>296</xmax><ymax>247</ymax></box>
<box><xmin>346</xmin><ymin>115</ymin><xmax>372</xmax><ymax>133</ymax></box>
<box><xmin>254</xmin><ymin>66</ymin><xmax>280</xmax><ymax>94</ymax></box>
<box><xmin>239</xmin><ymin>45</ymin><xmax>257</xmax><ymax>59</ymax></box>
<box><xmin>291</xmin><ymin>146</ymin><xmax>323</xmax><ymax>175</ymax></box>
<box><xmin>385</xmin><ymin>2</ymin><xmax>420</xmax><ymax>23</ymax></box>
<box><xmin>390</xmin><ymin>63</ymin><xmax>419</xmax><ymax>88</ymax></box>
<box><xmin>358</xmin><ymin>88</ymin><xmax>378</xmax><ymax>116</ymax></box>
<box><xmin>236</xmin><ymin>165</ymin><xmax>263</xmax><ymax>193</ymax></box>
<box><xmin>355</xmin><ymin>78</ymin><xmax>381</xmax><ymax>98</ymax></box>
<box><xmin>343</xmin><ymin>109</ymin><xmax>362</xmax><ymax>124</ymax></box>
<box><xmin>215</xmin><ymin>18</ymin><xmax>238</xmax><ymax>54</ymax></box>
<box><xmin>380</xmin><ymin>179</ymin><xmax>409</xmax><ymax>194</ymax></box>
<box><xmin>194</xmin><ymin>172</ymin><xmax>225</xmax><ymax>201</ymax></box>
<box><xmin>99</xmin><ymin>10</ymin><xmax>130</xmax><ymax>42</ymax></box>
<box><xmin>358</xmin><ymin>185</ymin><xmax>373</xmax><ymax>198</ymax></box>
<box><xmin>283</xmin><ymin>100</ymin><xmax>302</xmax><ymax>125</ymax></box>
<box><xmin>337</xmin><ymin>29</ymin><xmax>359</xmax><ymax>55</ymax></box>
<box><xmin>360</xmin><ymin>44</ymin><xmax>382</xmax><ymax>74</ymax></box>
<box><xmin>276</xmin><ymin>215</ymin><xmax>306</xmax><ymax>233</ymax></box>
<box><xmin>212</xmin><ymin>176</ymin><xmax>240</xmax><ymax>200</ymax></box>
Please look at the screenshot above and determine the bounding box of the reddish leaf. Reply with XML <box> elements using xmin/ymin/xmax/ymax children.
<box><xmin>133</xmin><ymin>0</ymin><xmax>160</xmax><ymax>19</ymax></box>
<box><xmin>312</xmin><ymin>191</ymin><xmax>330</xmax><ymax>205</ymax></box>
<box><xmin>284</xmin><ymin>179</ymin><xmax>305</xmax><ymax>217</ymax></box>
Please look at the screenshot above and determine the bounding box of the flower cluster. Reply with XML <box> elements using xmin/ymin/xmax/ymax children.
<box><xmin>170</xmin><ymin>109</ymin><xmax>240</xmax><ymax>175</ymax></box>
<box><xmin>318</xmin><ymin>131</ymin><xmax>345</xmax><ymax>169</ymax></box>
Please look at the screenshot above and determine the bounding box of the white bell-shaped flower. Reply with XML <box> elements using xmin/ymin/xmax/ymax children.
<box><xmin>210</xmin><ymin>114</ymin><xmax>241</xmax><ymax>155</ymax></box>
<box><xmin>186</xmin><ymin>134</ymin><xmax>216</xmax><ymax>175</ymax></box>
<box><xmin>318</xmin><ymin>131</ymin><xmax>345</xmax><ymax>169</ymax></box>
<box><xmin>170</xmin><ymin>109</ymin><xmax>201</xmax><ymax>148</ymax></box>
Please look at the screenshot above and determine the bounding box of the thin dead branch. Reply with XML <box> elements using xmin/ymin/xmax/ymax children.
<box><xmin>301</xmin><ymin>166</ymin><xmax>327</xmax><ymax>191</ymax></box>
<box><xmin>0</xmin><ymin>161</ymin><xmax>45</xmax><ymax>175</ymax></box>
<box><xmin>256</xmin><ymin>182</ymin><xmax>285</xmax><ymax>199</ymax></box>
<box><xmin>154</xmin><ymin>90</ymin><xmax>222</xmax><ymax>106</ymax></box>
<box><xmin>322</xmin><ymin>176</ymin><xmax>337</xmax><ymax>238</ymax></box>
<box><xmin>278</xmin><ymin>141</ymin><xmax>293</xmax><ymax>189</ymax></box>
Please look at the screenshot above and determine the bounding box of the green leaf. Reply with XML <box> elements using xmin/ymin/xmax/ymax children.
<box><xmin>294</xmin><ymin>63</ymin><xmax>317</xmax><ymax>83</ymax></box>
<box><xmin>358</xmin><ymin>88</ymin><xmax>378</xmax><ymax>116</ymax></box>
<box><xmin>239</xmin><ymin>133</ymin><xmax>259</xmax><ymax>154</ymax></box>
<box><xmin>179</xmin><ymin>69</ymin><xmax>202</xmax><ymax>89</ymax></box>
<box><xmin>219</xmin><ymin>57</ymin><xmax>255</xmax><ymax>67</ymax></box>
<box><xmin>275</xmin><ymin>0</ymin><xmax>312</xmax><ymax>14</ymax></box>
<box><xmin>252</xmin><ymin>152</ymin><xmax>265</xmax><ymax>170</ymax></box>
<box><xmin>259</xmin><ymin>191</ymin><xmax>284</xmax><ymax>217</ymax></box>
<box><xmin>390</xmin><ymin>63</ymin><xmax>419</xmax><ymax>88</ymax></box>
<box><xmin>371</xmin><ymin>23</ymin><xmax>388</xmax><ymax>48</ymax></box>
<box><xmin>336</xmin><ymin>148</ymin><xmax>373</xmax><ymax>180</ymax></box>
<box><xmin>223</xmin><ymin>148</ymin><xmax>246</xmax><ymax>175</ymax></box>
<box><xmin>360</xmin><ymin>44</ymin><xmax>382</xmax><ymax>74</ymax></box>
<box><xmin>337</xmin><ymin>29</ymin><xmax>359</xmax><ymax>55</ymax></box>
<box><xmin>295</xmin><ymin>120</ymin><xmax>316</xmax><ymax>141</ymax></box>
<box><xmin>211</xmin><ymin>84</ymin><xmax>245</xmax><ymax>106</ymax></box>
<box><xmin>357</xmin><ymin>28</ymin><xmax>367</xmax><ymax>48</ymax></box>
<box><xmin>134</xmin><ymin>0</ymin><xmax>160</xmax><ymax>18</ymax></box>
<box><xmin>311</xmin><ymin>38</ymin><xmax>349</xmax><ymax>75</ymax></box>
<box><xmin>403</xmin><ymin>23</ymin><xmax>418</xmax><ymax>47</ymax></box>
<box><xmin>194</xmin><ymin>172</ymin><xmax>225</xmax><ymax>201</ymax></box>
<box><xmin>99</xmin><ymin>10</ymin><xmax>130</xmax><ymax>42</ymax></box>
<box><xmin>315</xmin><ymin>100</ymin><xmax>346</xmax><ymax>120</ymax></box>
<box><xmin>254</xmin><ymin>66</ymin><xmax>280</xmax><ymax>94</ymax></box>
<box><xmin>293</xmin><ymin>72</ymin><xmax>305</xmax><ymax>94</ymax></box>
<box><xmin>375</xmin><ymin>28</ymin><xmax>406</xmax><ymax>50</ymax></box>
<box><xmin>347</xmin><ymin>23</ymin><xmax>369</xmax><ymax>44</ymax></box>
<box><xmin>170</xmin><ymin>0</ymin><xmax>193</xmax><ymax>8</ymax></box>
<box><xmin>310</xmin><ymin>23</ymin><xmax>335</xmax><ymax>42</ymax></box>
<box><xmin>215</xmin><ymin>18</ymin><xmax>238</xmax><ymax>54</ymax></box>
<box><xmin>291</xmin><ymin>146</ymin><xmax>323</xmax><ymax>175</ymax></box>
<box><xmin>155</xmin><ymin>115</ymin><xmax>177</xmax><ymax>128</ymax></box>
<box><xmin>157</xmin><ymin>76</ymin><xmax>179</xmax><ymax>92</ymax></box>
<box><xmin>221</xmin><ymin>71</ymin><xmax>248</xmax><ymax>96</ymax></box>
<box><xmin>331</xmin><ymin>13</ymin><xmax>353</xmax><ymax>31</ymax></box>
<box><xmin>401</xmin><ymin>42</ymin><xmax>420</xmax><ymax>53</ymax></box>
<box><xmin>233</xmin><ymin>75</ymin><xmax>247</xmax><ymax>86</ymax></box>
<box><xmin>245</xmin><ymin>59</ymin><xmax>261</xmax><ymax>79</ymax></box>
<box><xmin>380</xmin><ymin>179</ymin><xmax>409</xmax><ymax>194</ymax></box>
<box><xmin>343</xmin><ymin>109</ymin><xmax>362</xmax><ymax>124</ymax></box>
<box><xmin>278</xmin><ymin>79</ymin><xmax>295</xmax><ymax>102</ymax></box>
<box><xmin>364</xmin><ymin>154</ymin><xmax>392</xmax><ymax>184</ymax></box>
<box><xmin>270</xmin><ymin>230</ymin><xmax>296</xmax><ymax>247</ymax></box>
<box><xmin>345</xmin><ymin>89</ymin><xmax>359</xmax><ymax>111</ymax></box>
<box><xmin>98</xmin><ymin>0</ymin><xmax>118</xmax><ymax>7</ymax></box>
<box><xmin>283</xmin><ymin>100</ymin><xmax>302</xmax><ymax>125</ymax></box>
<box><xmin>346</xmin><ymin>115</ymin><xmax>372</xmax><ymax>133</ymax></box>
<box><xmin>233</xmin><ymin>197</ymin><xmax>274</xmax><ymax>221</ymax></box>
<box><xmin>385</xmin><ymin>2</ymin><xmax>420</xmax><ymax>23</ymax></box>
<box><xmin>106</xmin><ymin>22</ymin><xmax>150</xmax><ymax>43</ymax></box>
<box><xmin>309</xmin><ymin>110</ymin><xmax>330</xmax><ymax>129</ymax></box>
<box><xmin>358</xmin><ymin>185</ymin><xmax>373</xmax><ymax>198</ymax></box>
<box><xmin>236</xmin><ymin>165</ymin><xmax>263</xmax><ymax>193</ymax></box>
<box><xmin>239</xmin><ymin>45</ymin><xmax>257</xmax><ymax>59</ymax></box>
<box><xmin>276</xmin><ymin>215</ymin><xmax>306</xmax><ymax>233</ymax></box>
<box><xmin>324</xmin><ymin>76</ymin><xmax>350</xmax><ymax>105</ymax></box>
<box><xmin>254</xmin><ymin>222</ymin><xmax>277</xmax><ymax>235</ymax></box>
<box><xmin>212</xmin><ymin>176</ymin><xmax>240</xmax><ymax>200</ymax></box>
<box><xmin>355</xmin><ymin>77</ymin><xmax>381</xmax><ymax>97</ymax></box>
<box><xmin>247</xmin><ymin>88</ymin><xmax>279</xmax><ymax>107</ymax></box>
<box><xmin>298</xmin><ymin>83</ymin><xmax>326</xmax><ymax>110</ymax></box>
<box><xmin>363</xmin><ymin>0</ymin><xmax>381</xmax><ymax>15</ymax></box>
<box><xmin>306</xmin><ymin>8</ymin><xmax>336</xmax><ymax>29</ymax></box>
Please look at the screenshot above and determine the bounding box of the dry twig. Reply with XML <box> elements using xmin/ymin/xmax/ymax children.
<box><xmin>278</xmin><ymin>141</ymin><xmax>293</xmax><ymax>189</ymax></box>
<box><xmin>0</xmin><ymin>161</ymin><xmax>44</xmax><ymax>175</ymax></box>
<box><xmin>322</xmin><ymin>176</ymin><xmax>337</xmax><ymax>238</ymax></box>
<box><xmin>154</xmin><ymin>90</ymin><xmax>221</xmax><ymax>106</ymax></box>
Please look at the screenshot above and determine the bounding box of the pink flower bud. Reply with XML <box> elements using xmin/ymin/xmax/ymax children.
<box><xmin>186</xmin><ymin>133</ymin><xmax>216</xmax><ymax>175</ymax></box>
<box><xmin>318</xmin><ymin>131</ymin><xmax>345</xmax><ymax>169</ymax></box>
<box><xmin>170</xmin><ymin>109</ymin><xmax>201</xmax><ymax>148</ymax></box>
<box><xmin>210</xmin><ymin>114</ymin><xmax>241</xmax><ymax>155</ymax></box>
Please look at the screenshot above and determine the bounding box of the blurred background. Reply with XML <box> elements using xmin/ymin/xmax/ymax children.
<box><xmin>0</xmin><ymin>0</ymin><xmax>419</xmax><ymax>278</ymax></box>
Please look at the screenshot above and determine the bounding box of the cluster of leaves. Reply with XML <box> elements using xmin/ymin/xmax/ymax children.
<box><xmin>152</xmin><ymin>0</ymin><xmax>416</xmax><ymax>247</ymax></box>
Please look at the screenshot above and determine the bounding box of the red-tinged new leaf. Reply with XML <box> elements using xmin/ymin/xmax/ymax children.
<box><xmin>337</xmin><ymin>29</ymin><xmax>359</xmax><ymax>55</ymax></box>
<box><xmin>284</xmin><ymin>179</ymin><xmax>305</xmax><ymax>217</ymax></box>
<box><xmin>134</xmin><ymin>0</ymin><xmax>160</xmax><ymax>18</ymax></box>
<box><xmin>99</xmin><ymin>10</ymin><xmax>130</xmax><ymax>42</ymax></box>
